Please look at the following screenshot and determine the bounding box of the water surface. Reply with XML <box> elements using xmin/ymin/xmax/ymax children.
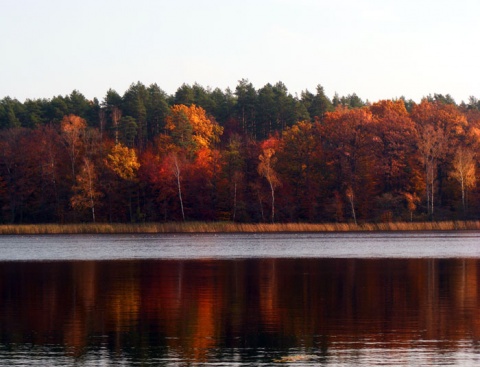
<box><xmin>1</xmin><ymin>231</ymin><xmax>479</xmax><ymax>260</ymax></box>
<box><xmin>0</xmin><ymin>232</ymin><xmax>479</xmax><ymax>366</ymax></box>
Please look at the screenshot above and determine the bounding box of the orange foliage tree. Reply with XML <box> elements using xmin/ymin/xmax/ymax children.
<box><xmin>411</xmin><ymin>100</ymin><xmax>468</xmax><ymax>218</ymax></box>
<box><xmin>321</xmin><ymin>107</ymin><xmax>380</xmax><ymax>220</ymax></box>
<box><xmin>369</xmin><ymin>100</ymin><xmax>419</xmax><ymax>193</ymax></box>
<box><xmin>61</xmin><ymin>114</ymin><xmax>87</xmax><ymax>181</ymax></box>
<box><xmin>146</xmin><ymin>104</ymin><xmax>225</xmax><ymax>221</ymax></box>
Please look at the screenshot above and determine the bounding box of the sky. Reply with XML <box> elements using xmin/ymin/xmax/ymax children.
<box><xmin>1</xmin><ymin>0</ymin><xmax>479</xmax><ymax>103</ymax></box>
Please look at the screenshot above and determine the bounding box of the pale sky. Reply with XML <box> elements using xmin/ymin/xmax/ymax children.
<box><xmin>1</xmin><ymin>0</ymin><xmax>479</xmax><ymax>103</ymax></box>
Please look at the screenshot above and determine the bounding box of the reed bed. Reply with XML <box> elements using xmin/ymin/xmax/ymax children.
<box><xmin>0</xmin><ymin>221</ymin><xmax>479</xmax><ymax>235</ymax></box>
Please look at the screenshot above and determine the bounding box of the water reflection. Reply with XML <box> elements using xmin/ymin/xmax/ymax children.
<box><xmin>1</xmin><ymin>258</ymin><xmax>480</xmax><ymax>365</ymax></box>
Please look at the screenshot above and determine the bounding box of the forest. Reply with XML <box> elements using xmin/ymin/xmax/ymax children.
<box><xmin>1</xmin><ymin>79</ymin><xmax>480</xmax><ymax>224</ymax></box>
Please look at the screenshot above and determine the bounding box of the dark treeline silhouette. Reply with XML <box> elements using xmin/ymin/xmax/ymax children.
<box><xmin>0</xmin><ymin>80</ymin><xmax>479</xmax><ymax>224</ymax></box>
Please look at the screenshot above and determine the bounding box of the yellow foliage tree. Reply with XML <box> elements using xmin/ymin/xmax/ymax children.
<box><xmin>166</xmin><ymin>104</ymin><xmax>223</xmax><ymax>152</ymax></box>
<box><xmin>71</xmin><ymin>158</ymin><xmax>102</xmax><ymax>222</ymax></box>
<box><xmin>106</xmin><ymin>143</ymin><xmax>140</xmax><ymax>181</ymax></box>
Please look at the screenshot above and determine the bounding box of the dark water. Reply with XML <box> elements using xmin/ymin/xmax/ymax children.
<box><xmin>1</xmin><ymin>233</ymin><xmax>480</xmax><ymax>366</ymax></box>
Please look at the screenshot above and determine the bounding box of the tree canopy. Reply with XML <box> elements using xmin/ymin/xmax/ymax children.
<box><xmin>0</xmin><ymin>81</ymin><xmax>479</xmax><ymax>223</ymax></box>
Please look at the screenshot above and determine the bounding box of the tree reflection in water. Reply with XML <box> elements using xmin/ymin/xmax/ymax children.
<box><xmin>0</xmin><ymin>258</ymin><xmax>479</xmax><ymax>365</ymax></box>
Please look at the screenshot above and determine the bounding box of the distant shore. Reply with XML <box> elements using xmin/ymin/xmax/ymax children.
<box><xmin>0</xmin><ymin>221</ymin><xmax>479</xmax><ymax>235</ymax></box>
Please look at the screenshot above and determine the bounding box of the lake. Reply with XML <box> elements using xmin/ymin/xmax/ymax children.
<box><xmin>0</xmin><ymin>232</ymin><xmax>480</xmax><ymax>366</ymax></box>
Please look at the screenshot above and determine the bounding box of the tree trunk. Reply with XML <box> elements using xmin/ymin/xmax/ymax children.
<box><xmin>258</xmin><ymin>194</ymin><xmax>265</xmax><ymax>222</ymax></box>
<box><xmin>270</xmin><ymin>181</ymin><xmax>275</xmax><ymax>223</ymax></box>
<box><xmin>349</xmin><ymin>197</ymin><xmax>357</xmax><ymax>225</ymax></box>
<box><xmin>346</xmin><ymin>187</ymin><xmax>357</xmax><ymax>225</ymax></box>
<box><xmin>233</xmin><ymin>181</ymin><xmax>237</xmax><ymax>222</ymax></box>
<box><xmin>87</xmin><ymin>165</ymin><xmax>96</xmax><ymax>223</ymax></box>
<box><xmin>173</xmin><ymin>156</ymin><xmax>185</xmax><ymax>221</ymax></box>
<box><xmin>430</xmin><ymin>173</ymin><xmax>434</xmax><ymax>220</ymax></box>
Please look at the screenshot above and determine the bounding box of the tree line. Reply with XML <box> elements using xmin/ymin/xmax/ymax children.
<box><xmin>1</xmin><ymin>80</ymin><xmax>480</xmax><ymax>224</ymax></box>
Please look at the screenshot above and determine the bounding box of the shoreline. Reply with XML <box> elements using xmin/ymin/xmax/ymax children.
<box><xmin>0</xmin><ymin>221</ymin><xmax>479</xmax><ymax>235</ymax></box>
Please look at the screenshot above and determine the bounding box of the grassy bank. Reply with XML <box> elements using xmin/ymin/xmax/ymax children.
<box><xmin>0</xmin><ymin>221</ymin><xmax>479</xmax><ymax>235</ymax></box>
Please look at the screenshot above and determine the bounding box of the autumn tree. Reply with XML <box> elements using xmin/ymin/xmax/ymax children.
<box><xmin>166</xmin><ymin>104</ymin><xmax>223</xmax><ymax>151</ymax></box>
<box><xmin>258</xmin><ymin>142</ymin><xmax>280</xmax><ymax>223</ymax></box>
<box><xmin>138</xmin><ymin>149</ymin><xmax>170</xmax><ymax>221</ymax></box>
<box><xmin>161</xmin><ymin>104</ymin><xmax>224</xmax><ymax>220</ymax></box>
<box><xmin>71</xmin><ymin>158</ymin><xmax>102</xmax><ymax>222</ymax></box>
<box><xmin>416</xmin><ymin>124</ymin><xmax>448</xmax><ymax>217</ymax></box>
<box><xmin>4</xmin><ymin>82</ymin><xmax>480</xmax><ymax>223</ymax></box>
<box><xmin>32</xmin><ymin>125</ymin><xmax>69</xmax><ymax>221</ymax></box>
<box><xmin>139</xmin><ymin>139</ymin><xmax>184</xmax><ymax>222</ymax></box>
<box><xmin>189</xmin><ymin>147</ymin><xmax>223</xmax><ymax>220</ymax></box>
<box><xmin>450</xmin><ymin>148</ymin><xmax>476</xmax><ymax>215</ymax></box>
<box><xmin>61</xmin><ymin>114</ymin><xmax>87</xmax><ymax>181</ymax></box>
<box><xmin>0</xmin><ymin>129</ymin><xmax>42</xmax><ymax>222</ymax></box>
<box><xmin>411</xmin><ymin>100</ymin><xmax>468</xmax><ymax>218</ymax></box>
<box><xmin>369</xmin><ymin>100</ymin><xmax>419</xmax><ymax>194</ymax></box>
<box><xmin>106</xmin><ymin>143</ymin><xmax>140</xmax><ymax>181</ymax></box>
<box><xmin>321</xmin><ymin>107</ymin><xmax>379</xmax><ymax>220</ymax></box>
<box><xmin>0</xmin><ymin>126</ymin><xmax>74</xmax><ymax>223</ymax></box>
<box><xmin>104</xmin><ymin>143</ymin><xmax>141</xmax><ymax>221</ymax></box>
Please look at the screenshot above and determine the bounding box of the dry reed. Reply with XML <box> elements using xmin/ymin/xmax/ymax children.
<box><xmin>0</xmin><ymin>221</ymin><xmax>479</xmax><ymax>235</ymax></box>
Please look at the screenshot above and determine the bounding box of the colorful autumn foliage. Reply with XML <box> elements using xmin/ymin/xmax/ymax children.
<box><xmin>106</xmin><ymin>143</ymin><xmax>140</xmax><ymax>181</ymax></box>
<box><xmin>0</xmin><ymin>82</ymin><xmax>480</xmax><ymax>223</ymax></box>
